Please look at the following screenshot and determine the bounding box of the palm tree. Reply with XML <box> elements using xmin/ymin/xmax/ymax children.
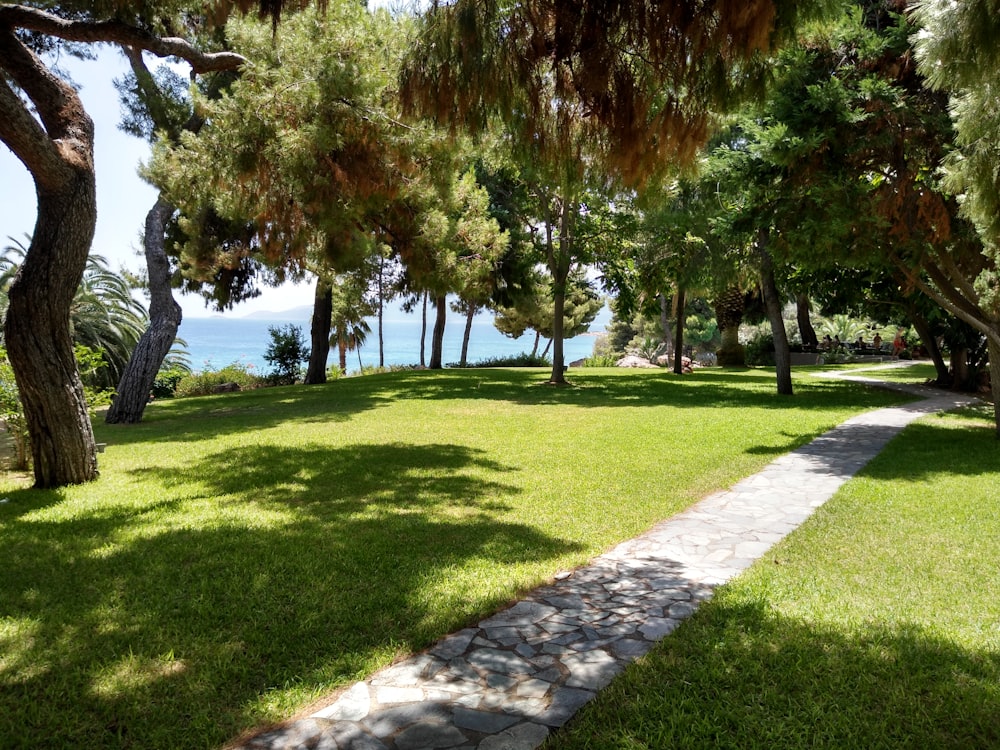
<box><xmin>2</xmin><ymin>236</ymin><xmax>149</xmax><ymax>389</ymax></box>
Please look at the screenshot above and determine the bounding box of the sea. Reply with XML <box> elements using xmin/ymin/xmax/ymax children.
<box><xmin>176</xmin><ymin>305</ymin><xmax>610</xmax><ymax>374</ymax></box>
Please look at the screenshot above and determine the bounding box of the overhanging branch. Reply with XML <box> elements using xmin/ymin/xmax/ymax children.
<box><xmin>0</xmin><ymin>5</ymin><xmax>247</xmax><ymax>73</ymax></box>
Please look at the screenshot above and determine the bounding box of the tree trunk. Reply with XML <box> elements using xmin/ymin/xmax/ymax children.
<box><xmin>377</xmin><ymin>255</ymin><xmax>385</xmax><ymax>368</ymax></box>
<box><xmin>988</xmin><ymin>338</ymin><xmax>1000</xmax><ymax>438</ymax></box>
<box><xmin>6</xmin><ymin>174</ymin><xmax>98</xmax><ymax>486</ymax></box>
<box><xmin>909</xmin><ymin>308</ymin><xmax>950</xmax><ymax>386</ymax></box>
<box><xmin>659</xmin><ymin>292</ymin><xmax>673</xmax><ymax>355</ymax></box>
<box><xmin>429</xmin><ymin>295</ymin><xmax>447</xmax><ymax>369</ymax></box>
<box><xmin>419</xmin><ymin>291</ymin><xmax>428</xmax><ymax>367</ymax></box>
<box><xmin>338</xmin><ymin>334</ymin><xmax>348</xmax><ymax>375</ymax></box>
<box><xmin>758</xmin><ymin>238</ymin><xmax>793</xmax><ymax>395</ymax></box>
<box><xmin>714</xmin><ymin>285</ymin><xmax>745</xmax><ymax>367</ymax></box>
<box><xmin>460</xmin><ymin>304</ymin><xmax>476</xmax><ymax>366</ymax></box>
<box><xmin>106</xmin><ymin>196</ymin><xmax>182</xmax><ymax>423</ymax></box>
<box><xmin>305</xmin><ymin>279</ymin><xmax>332</xmax><ymax>384</ymax></box>
<box><xmin>531</xmin><ymin>331</ymin><xmax>540</xmax><ymax>357</ymax></box>
<box><xmin>547</xmin><ymin>200</ymin><xmax>571</xmax><ymax>384</ymax></box>
<box><xmin>795</xmin><ymin>293</ymin><xmax>819</xmax><ymax>349</ymax></box>
<box><xmin>673</xmin><ymin>287</ymin><xmax>686</xmax><ymax>374</ymax></box>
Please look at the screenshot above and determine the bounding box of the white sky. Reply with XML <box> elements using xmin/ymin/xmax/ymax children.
<box><xmin>0</xmin><ymin>47</ymin><xmax>316</xmax><ymax>319</ymax></box>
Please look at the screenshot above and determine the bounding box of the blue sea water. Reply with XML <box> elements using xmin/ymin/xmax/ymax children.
<box><xmin>176</xmin><ymin>308</ymin><xmax>607</xmax><ymax>374</ymax></box>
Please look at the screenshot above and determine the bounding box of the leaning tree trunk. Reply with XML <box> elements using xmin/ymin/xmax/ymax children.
<box><xmin>673</xmin><ymin>287</ymin><xmax>686</xmax><ymax>374</ymax></box>
<box><xmin>429</xmin><ymin>295</ymin><xmax>447</xmax><ymax>369</ymax></box>
<box><xmin>305</xmin><ymin>279</ymin><xmax>332</xmax><ymax>384</ymax></box>
<box><xmin>106</xmin><ymin>196</ymin><xmax>182</xmax><ymax>422</ymax></box>
<box><xmin>795</xmin><ymin>293</ymin><xmax>819</xmax><ymax>349</ymax></box>
<box><xmin>6</xmin><ymin>173</ymin><xmax>98</xmax><ymax>486</ymax></box>
<box><xmin>459</xmin><ymin>304</ymin><xmax>476</xmax><ymax>367</ymax></box>
<box><xmin>908</xmin><ymin>308</ymin><xmax>950</xmax><ymax>386</ymax></box>
<box><xmin>758</xmin><ymin>239</ymin><xmax>793</xmax><ymax>395</ymax></box>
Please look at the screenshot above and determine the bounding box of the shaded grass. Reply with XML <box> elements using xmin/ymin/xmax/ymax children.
<box><xmin>546</xmin><ymin>408</ymin><xmax>1000</xmax><ymax>749</ymax></box>
<box><xmin>0</xmin><ymin>367</ymin><xmax>906</xmax><ymax>748</ymax></box>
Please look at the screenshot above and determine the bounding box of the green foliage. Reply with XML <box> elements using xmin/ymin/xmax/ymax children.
<box><xmin>74</xmin><ymin>345</ymin><xmax>114</xmax><ymax>413</ymax></box>
<box><xmin>264</xmin><ymin>324</ymin><xmax>310</xmax><ymax>385</ymax></box>
<box><xmin>581</xmin><ymin>354</ymin><xmax>619</xmax><ymax>367</ymax></box>
<box><xmin>744</xmin><ymin>331</ymin><xmax>775</xmax><ymax>367</ymax></box>
<box><xmin>454</xmin><ymin>352</ymin><xmax>551</xmax><ymax>368</ymax></box>
<box><xmin>150</xmin><ymin>367</ymin><xmax>188</xmax><ymax>399</ymax></box>
<box><xmin>174</xmin><ymin>363</ymin><xmax>263</xmax><ymax>397</ymax></box>
<box><xmin>0</xmin><ymin>349</ymin><xmax>28</xmax><ymax>470</ymax></box>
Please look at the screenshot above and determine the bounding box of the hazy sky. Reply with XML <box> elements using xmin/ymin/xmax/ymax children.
<box><xmin>0</xmin><ymin>47</ymin><xmax>316</xmax><ymax>319</ymax></box>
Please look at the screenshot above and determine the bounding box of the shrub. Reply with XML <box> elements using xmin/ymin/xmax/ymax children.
<box><xmin>744</xmin><ymin>332</ymin><xmax>775</xmax><ymax>367</ymax></box>
<box><xmin>581</xmin><ymin>354</ymin><xmax>619</xmax><ymax>367</ymax></box>
<box><xmin>264</xmin><ymin>324</ymin><xmax>310</xmax><ymax>385</ymax></box>
<box><xmin>455</xmin><ymin>352</ymin><xmax>551</xmax><ymax>368</ymax></box>
<box><xmin>0</xmin><ymin>349</ymin><xmax>29</xmax><ymax>470</ymax></box>
<box><xmin>151</xmin><ymin>367</ymin><xmax>187</xmax><ymax>399</ymax></box>
<box><xmin>175</xmin><ymin>363</ymin><xmax>263</xmax><ymax>397</ymax></box>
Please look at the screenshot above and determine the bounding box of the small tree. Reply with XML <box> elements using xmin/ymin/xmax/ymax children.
<box><xmin>264</xmin><ymin>325</ymin><xmax>310</xmax><ymax>385</ymax></box>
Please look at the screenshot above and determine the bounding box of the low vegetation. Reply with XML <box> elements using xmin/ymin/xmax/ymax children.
<box><xmin>0</xmin><ymin>367</ymin><xmax>905</xmax><ymax>748</ymax></box>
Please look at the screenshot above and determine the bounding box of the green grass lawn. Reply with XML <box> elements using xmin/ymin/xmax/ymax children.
<box><xmin>545</xmin><ymin>405</ymin><xmax>1000</xmax><ymax>749</ymax></box>
<box><xmin>0</xmin><ymin>367</ymin><xmax>910</xmax><ymax>748</ymax></box>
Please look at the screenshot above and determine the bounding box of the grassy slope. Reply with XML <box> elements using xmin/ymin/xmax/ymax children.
<box><xmin>0</xmin><ymin>367</ymin><xmax>905</xmax><ymax>748</ymax></box>
<box><xmin>545</xmin><ymin>405</ymin><xmax>1000</xmax><ymax>750</ymax></box>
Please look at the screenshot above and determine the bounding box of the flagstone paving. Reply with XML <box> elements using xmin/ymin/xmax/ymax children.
<box><xmin>235</xmin><ymin>366</ymin><xmax>980</xmax><ymax>750</ymax></box>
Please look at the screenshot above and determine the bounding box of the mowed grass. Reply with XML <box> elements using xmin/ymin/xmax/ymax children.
<box><xmin>0</xmin><ymin>367</ymin><xmax>906</xmax><ymax>749</ymax></box>
<box><xmin>546</xmin><ymin>403</ymin><xmax>1000</xmax><ymax>749</ymax></box>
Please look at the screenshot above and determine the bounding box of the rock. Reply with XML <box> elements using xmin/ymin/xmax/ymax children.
<box><xmin>211</xmin><ymin>381</ymin><xmax>241</xmax><ymax>393</ymax></box>
<box><xmin>615</xmin><ymin>355</ymin><xmax>657</xmax><ymax>368</ymax></box>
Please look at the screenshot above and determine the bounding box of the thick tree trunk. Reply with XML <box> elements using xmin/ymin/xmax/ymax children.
<box><xmin>795</xmin><ymin>293</ymin><xmax>819</xmax><ymax>349</ymax></box>
<box><xmin>429</xmin><ymin>295</ymin><xmax>447</xmax><ymax>369</ymax></box>
<box><xmin>715</xmin><ymin>285</ymin><xmax>745</xmax><ymax>367</ymax></box>
<box><xmin>673</xmin><ymin>287</ymin><xmax>686</xmax><ymax>374</ymax></box>
<box><xmin>548</xmin><ymin>278</ymin><xmax>567</xmax><ymax>383</ymax></box>
<box><xmin>338</xmin><ymin>336</ymin><xmax>348</xmax><ymax>375</ymax></box>
<box><xmin>6</xmin><ymin>174</ymin><xmax>98</xmax><ymax>486</ymax></box>
<box><xmin>305</xmin><ymin>279</ymin><xmax>332</xmax><ymax>384</ymax></box>
<box><xmin>758</xmin><ymin>238</ymin><xmax>793</xmax><ymax>395</ymax></box>
<box><xmin>106</xmin><ymin>197</ymin><xmax>182</xmax><ymax>422</ymax></box>
<box><xmin>460</xmin><ymin>304</ymin><xmax>476</xmax><ymax>366</ymax></box>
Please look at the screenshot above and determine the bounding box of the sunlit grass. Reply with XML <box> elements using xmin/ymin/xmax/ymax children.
<box><xmin>546</xmin><ymin>408</ymin><xmax>1000</xmax><ymax>750</ymax></box>
<box><xmin>0</xmin><ymin>367</ymin><xmax>906</xmax><ymax>748</ymax></box>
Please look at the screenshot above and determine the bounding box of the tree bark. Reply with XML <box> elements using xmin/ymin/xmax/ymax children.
<box><xmin>460</xmin><ymin>304</ymin><xmax>476</xmax><ymax>366</ymax></box>
<box><xmin>547</xmin><ymin>200</ymin><xmax>571</xmax><ymax>384</ymax></box>
<box><xmin>988</xmin><ymin>338</ymin><xmax>1000</xmax><ymax>438</ymax></box>
<box><xmin>0</xmin><ymin>28</ymin><xmax>98</xmax><ymax>486</ymax></box>
<box><xmin>758</xmin><ymin>237</ymin><xmax>793</xmax><ymax>395</ymax></box>
<box><xmin>673</xmin><ymin>287</ymin><xmax>686</xmax><ymax>374</ymax></box>
<box><xmin>908</xmin><ymin>308</ymin><xmax>950</xmax><ymax>386</ymax></box>
<box><xmin>429</xmin><ymin>295</ymin><xmax>447</xmax><ymax>369</ymax></box>
<box><xmin>419</xmin><ymin>291</ymin><xmax>427</xmax><ymax>367</ymax></box>
<box><xmin>795</xmin><ymin>293</ymin><xmax>818</xmax><ymax>349</ymax></box>
<box><xmin>106</xmin><ymin>196</ymin><xmax>182</xmax><ymax>423</ymax></box>
<box><xmin>305</xmin><ymin>279</ymin><xmax>332</xmax><ymax>384</ymax></box>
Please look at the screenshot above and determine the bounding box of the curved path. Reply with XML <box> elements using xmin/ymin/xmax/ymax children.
<box><xmin>236</xmin><ymin>365</ymin><xmax>980</xmax><ymax>750</ymax></box>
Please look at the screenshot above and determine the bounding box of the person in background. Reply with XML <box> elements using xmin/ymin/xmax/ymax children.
<box><xmin>873</xmin><ymin>332</ymin><xmax>882</xmax><ymax>352</ymax></box>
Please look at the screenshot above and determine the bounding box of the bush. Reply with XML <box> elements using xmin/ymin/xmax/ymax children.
<box><xmin>744</xmin><ymin>332</ymin><xmax>775</xmax><ymax>367</ymax></box>
<box><xmin>0</xmin><ymin>349</ymin><xmax>29</xmax><ymax>470</ymax></box>
<box><xmin>151</xmin><ymin>367</ymin><xmax>187</xmax><ymax>399</ymax></box>
<box><xmin>264</xmin><ymin>324</ymin><xmax>310</xmax><ymax>385</ymax></box>
<box><xmin>581</xmin><ymin>354</ymin><xmax>619</xmax><ymax>367</ymax></box>
<box><xmin>455</xmin><ymin>352</ymin><xmax>551</xmax><ymax>368</ymax></box>
<box><xmin>175</xmin><ymin>363</ymin><xmax>264</xmax><ymax>397</ymax></box>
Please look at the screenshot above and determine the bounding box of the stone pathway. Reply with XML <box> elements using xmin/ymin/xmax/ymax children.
<box><xmin>235</xmin><ymin>366</ymin><xmax>980</xmax><ymax>750</ymax></box>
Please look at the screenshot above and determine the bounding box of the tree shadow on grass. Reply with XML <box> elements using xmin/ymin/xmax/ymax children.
<box><xmin>551</xmin><ymin>598</ymin><xmax>1000</xmax><ymax>749</ymax></box>
<box><xmin>0</xmin><ymin>442</ymin><xmax>581</xmax><ymax>749</ymax></box>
